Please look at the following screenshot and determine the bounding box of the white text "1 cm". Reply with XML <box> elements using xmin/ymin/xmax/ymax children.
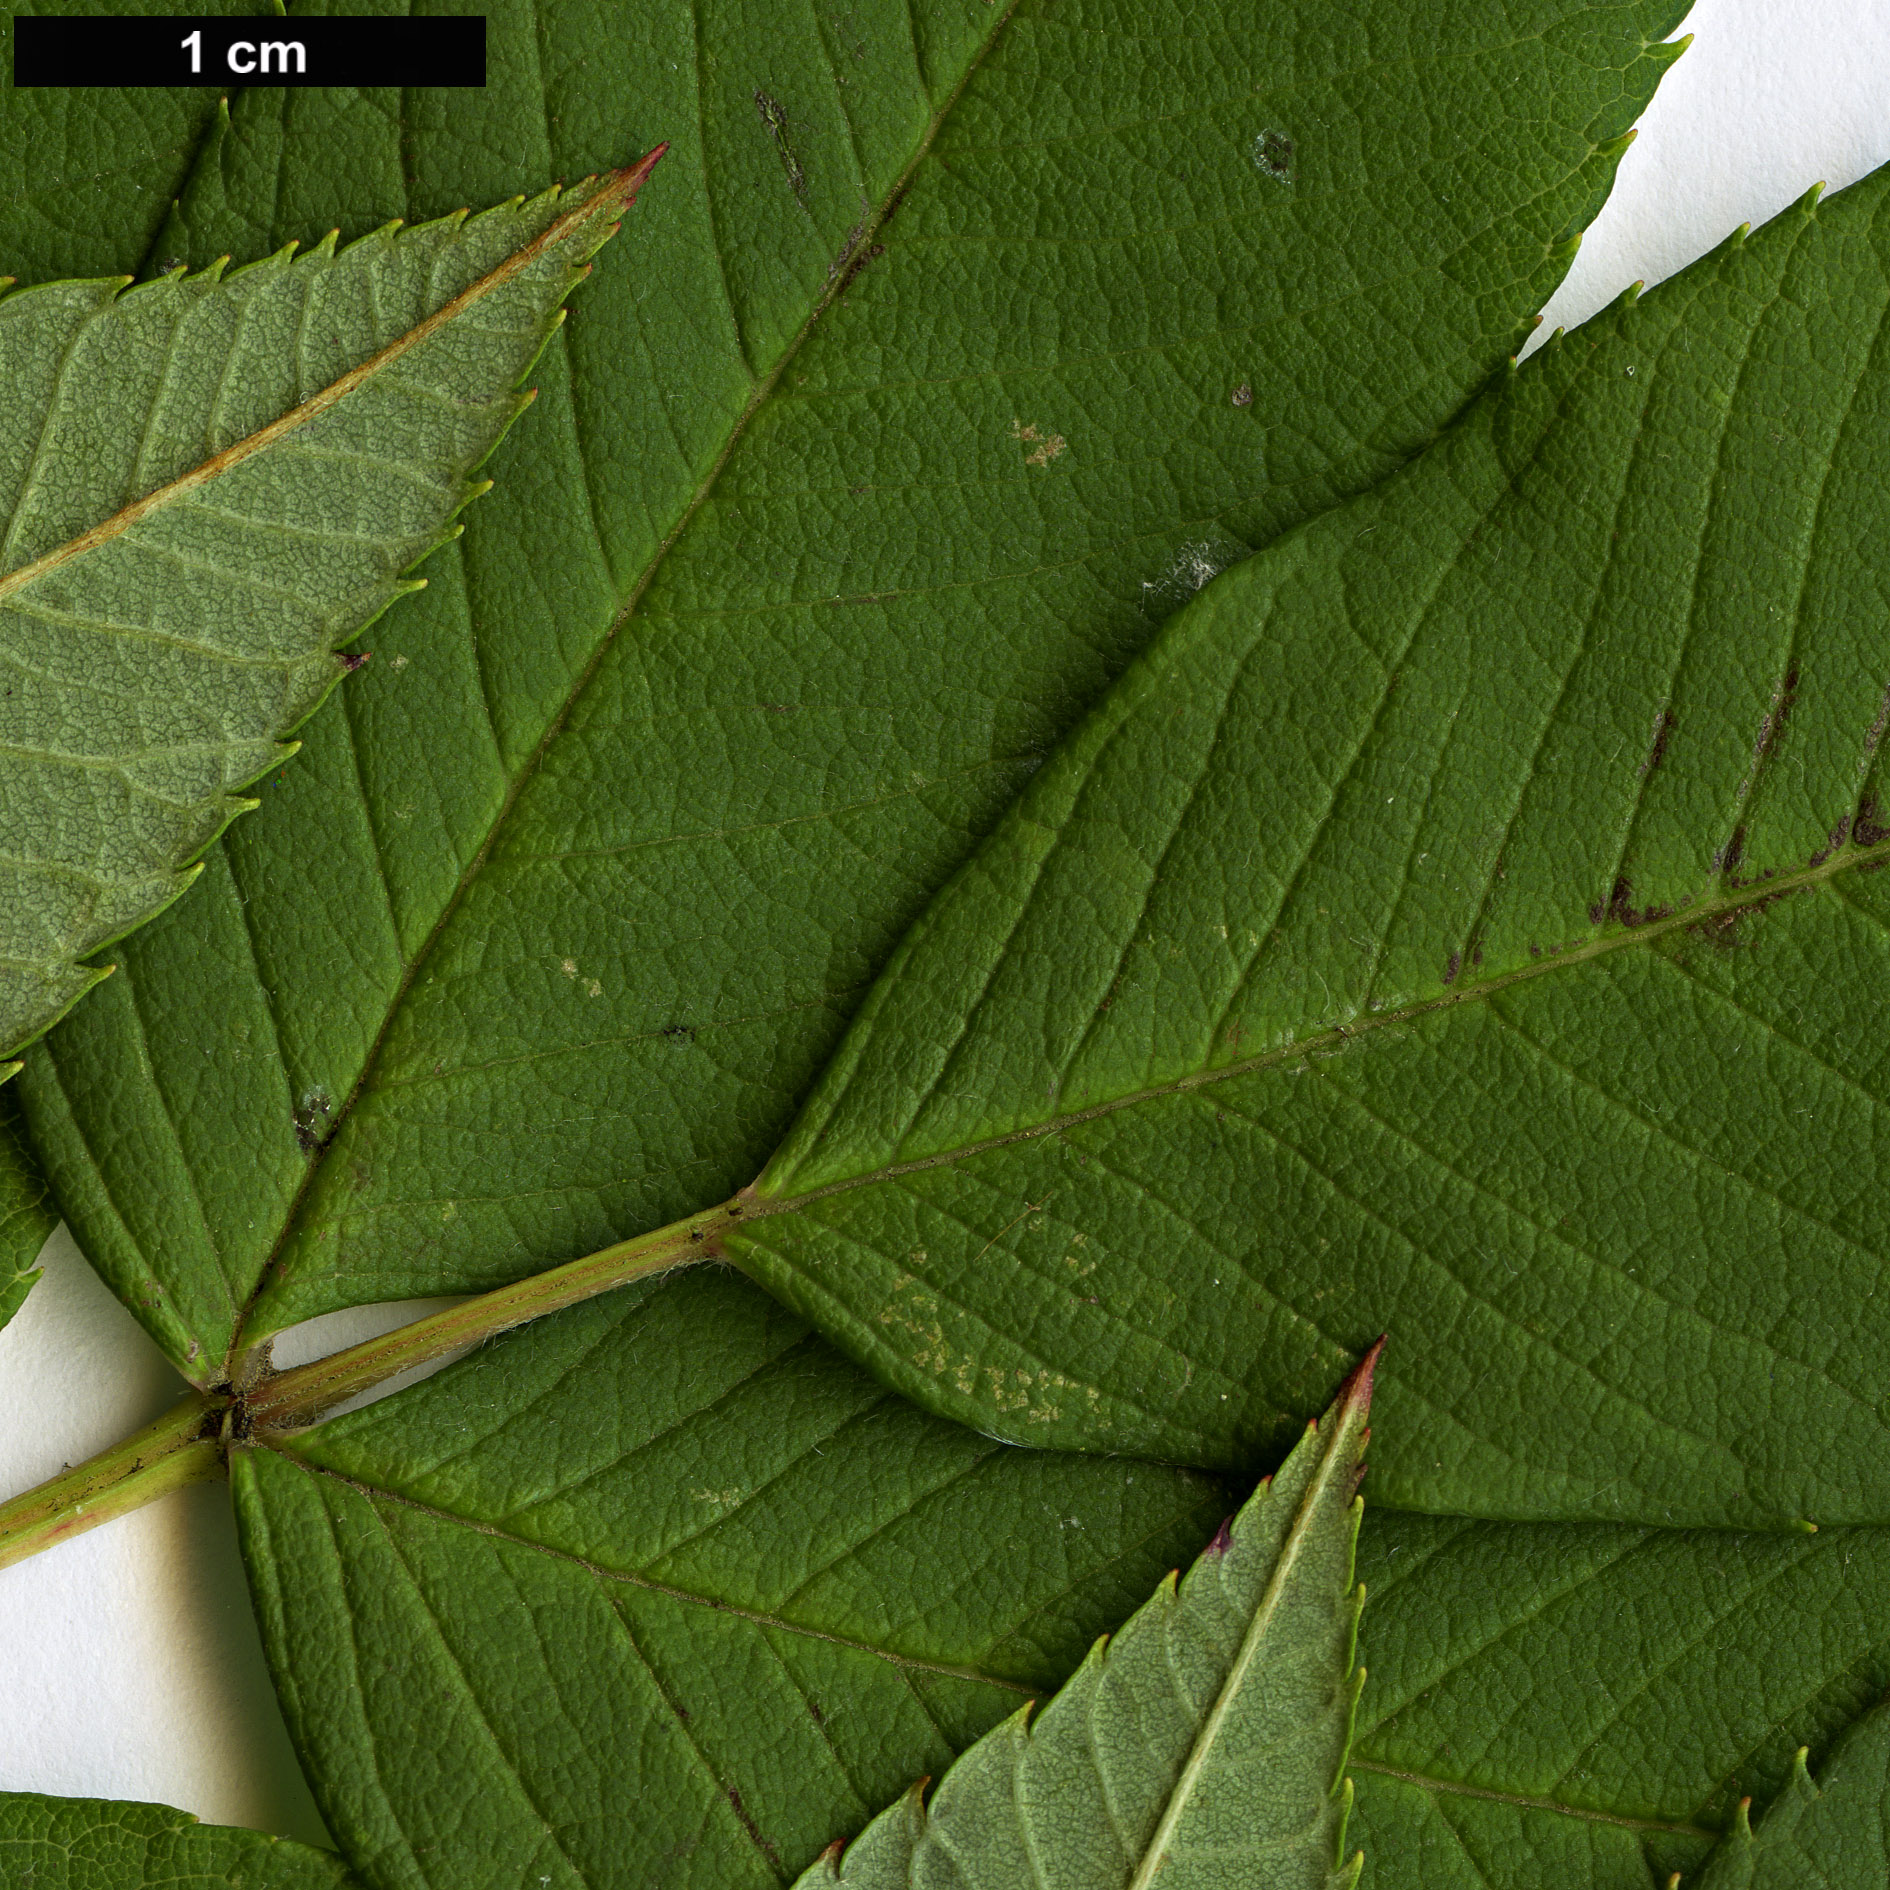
<box><xmin>180</xmin><ymin>30</ymin><xmax>307</xmax><ymax>75</ymax></box>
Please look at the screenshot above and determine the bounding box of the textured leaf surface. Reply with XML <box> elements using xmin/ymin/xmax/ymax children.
<box><xmin>728</xmin><ymin>162</ymin><xmax>1890</xmax><ymax>1528</ymax></box>
<box><xmin>1694</xmin><ymin>1706</ymin><xmax>1890</xmax><ymax>1889</ymax></box>
<box><xmin>0</xmin><ymin>161</ymin><xmax>649</xmax><ymax>1064</ymax></box>
<box><xmin>0</xmin><ymin>1092</ymin><xmax>52</xmax><ymax>1331</ymax></box>
<box><xmin>10</xmin><ymin>1</ymin><xmax>1689</xmax><ymax>1381</ymax></box>
<box><xmin>0</xmin><ymin>1792</ymin><xmax>359</xmax><ymax>1889</ymax></box>
<box><xmin>1346</xmin><ymin>1514</ymin><xmax>1890</xmax><ymax>1887</ymax></box>
<box><xmin>0</xmin><ymin>2</ymin><xmax>235</xmax><ymax>281</ymax></box>
<box><xmin>795</xmin><ymin>1357</ymin><xmax>1370</xmax><ymax>1890</ymax></box>
<box><xmin>233</xmin><ymin>1267</ymin><xmax>1231</xmax><ymax>1889</ymax></box>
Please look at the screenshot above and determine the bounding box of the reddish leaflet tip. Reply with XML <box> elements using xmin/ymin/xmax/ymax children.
<box><xmin>612</xmin><ymin>143</ymin><xmax>669</xmax><ymax>203</ymax></box>
<box><xmin>1202</xmin><ymin>1514</ymin><xmax>1235</xmax><ymax>1559</ymax></box>
<box><xmin>1338</xmin><ymin>1335</ymin><xmax>1386</xmax><ymax>1417</ymax></box>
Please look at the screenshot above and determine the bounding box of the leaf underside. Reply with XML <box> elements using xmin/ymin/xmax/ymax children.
<box><xmin>0</xmin><ymin>1792</ymin><xmax>359</xmax><ymax>1890</ymax></box>
<box><xmin>0</xmin><ymin>163</ymin><xmax>644</xmax><ymax>1063</ymax></box>
<box><xmin>1695</xmin><ymin>1705</ymin><xmax>1890</xmax><ymax>1888</ymax></box>
<box><xmin>24</xmin><ymin>10</ymin><xmax>1890</xmax><ymax>1890</ymax></box>
<box><xmin>9</xmin><ymin>0</ymin><xmax>1689</xmax><ymax>1385</ymax></box>
<box><xmin>729</xmin><ymin>160</ymin><xmax>1890</xmax><ymax>1531</ymax></box>
<box><xmin>231</xmin><ymin>1263</ymin><xmax>1890</xmax><ymax>1888</ymax></box>
<box><xmin>0</xmin><ymin>1091</ymin><xmax>52</xmax><ymax>1331</ymax></box>
<box><xmin>234</xmin><ymin>1266</ymin><xmax>1232</xmax><ymax>1890</ymax></box>
<box><xmin>798</xmin><ymin>1360</ymin><xmax>1370</xmax><ymax>1890</ymax></box>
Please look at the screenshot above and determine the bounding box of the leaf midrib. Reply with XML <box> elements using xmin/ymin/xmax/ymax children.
<box><xmin>749</xmin><ymin>837</ymin><xmax>1890</xmax><ymax>1213</ymax></box>
<box><xmin>222</xmin><ymin>0</ymin><xmax>1030</xmax><ymax>1378</ymax></box>
<box><xmin>1126</xmin><ymin>1419</ymin><xmax>1356</xmax><ymax>1889</ymax></box>
<box><xmin>278</xmin><ymin>1449</ymin><xmax>1038</xmax><ymax>1696</ymax></box>
<box><xmin>1348</xmin><ymin>1757</ymin><xmax>1718</xmax><ymax>1841</ymax></box>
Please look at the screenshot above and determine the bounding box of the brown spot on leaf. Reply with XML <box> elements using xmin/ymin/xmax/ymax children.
<box><xmin>1641</xmin><ymin>707</ymin><xmax>1675</xmax><ymax>778</ymax></box>
<box><xmin>1593</xmin><ymin>876</ymin><xmax>1672</xmax><ymax>928</ymax></box>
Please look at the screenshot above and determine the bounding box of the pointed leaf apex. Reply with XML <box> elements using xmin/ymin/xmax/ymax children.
<box><xmin>614</xmin><ymin>142</ymin><xmax>669</xmax><ymax>201</ymax></box>
<box><xmin>1339</xmin><ymin>1336</ymin><xmax>1385</xmax><ymax>1416</ymax></box>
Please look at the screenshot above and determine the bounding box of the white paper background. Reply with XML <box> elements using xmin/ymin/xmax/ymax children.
<box><xmin>2</xmin><ymin>0</ymin><xmax>1888</xmax><ymax>1846</ymax></box>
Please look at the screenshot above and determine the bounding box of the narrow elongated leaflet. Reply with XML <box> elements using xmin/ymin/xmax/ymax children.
<box><xmin>11</xmin><ymin>2</ymin><xmax>1692</xmax><ymax>1384</ymax></box>
<box><xmin>0</xmin><ymin>1793</ymin><xmax>360</xmax><ymax>1889</ymax></box>
<box><xmin>0</xmin><ymin>150</ymin><xmax>659</xmax><ymax>1065</ymax></box>
<box><xmin>1694</xmin><ymin>1704</ymin><xmax>1890</xmax><ymax>1888</ymax></box>
<box><xmin>727</xmin><ymin>162</ymin><xmax>1890</xmax><ymax>1530</ymax></box>
<box><xmin>233</xmin><ymin>1267</ymin><xmax>1231</xmax><ymax>1889</ymax></box>
<box><xmin>796</xmin><ymin>1351</ymin><xmax>1372</xmax><ymax>1888</ymax></box>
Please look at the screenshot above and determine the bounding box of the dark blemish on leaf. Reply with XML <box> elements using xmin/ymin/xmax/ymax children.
<box><xmin>662</xmin><ymin>1024</ymin><xmax>695</xmax><ymax>1045</ymax></box>
<box><xmin>807</xmin><ymin>1698</ymin><xmax>824</xmax><ymax>1725</ymax></box>
<box><xmin>1716</xmin><ymin>827</ymin><xmax>1746</xmax><ymax>877</ymax></box>
<box><xmin>755</xmin><ymin>89</ymin><xmax>809</xmax><ymax>208</ymax></box>
<box><xmin>1855</xmin><ymin>796</ymin><xmax>1889</xmax><ymax>847</ymax></box>
<box><xmin>1641</xmin><ymin>708</ymin><xmax>1676</xmax><ymax>778</ymax></box>
<box><xmin>1749</xmin><ymin>667</ymin><xmax>1799</xmax><ymax>774</ymax></box>
<box><xmin>1862</xmin><ymin>686</ymin><xmax>1890</xmax><ymax>771</ymax></box>
<box><xmin>339</xmin><ymin>650</ymin><xmax>371</xmax><ymax>673</ymax></box>
<box><xmin>1591</xmin><ymin>876</ymin><xmax>1672</xmax><ymax>929</ymax></box>
<box><xmin>1443</xmin><ymin>951</ymin><xmax>1462</xmax><ymax>985</ymax></box>
<box><xmin>724</xmin><ymin>1787</ymin><xmax>782</xmax><ymax>1872</ymax></box>
<box><xmin>837</xmin><ymin>241</ymin><xmax>884</xmax><ymax>293</ymax></box>
<box><xmin>1810</xmin><ymin>814</ymin><xmax>1849</xmax><ymax>868</ymax></box>
<box><xmin>1252</xmin><ymin>128</ymin><xmax>1294</xmax><ymax>181</ymax></box>
<box><xmin>1231</xmin><ymin>382</ymin><xmax>1253</xmax><ymax>407</ymax></box>
<box><xmin>1202</xmin><ymin>1515</ymin><xmax>1235</xmax><ymax>1558</ymax></box>
<box><xmin>1686</xmin><ymin>888</ymin><xmax>1787</xmax><ymax>951</ymax></box>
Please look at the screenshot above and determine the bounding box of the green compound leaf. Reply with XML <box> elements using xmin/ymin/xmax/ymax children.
<box><xmin>795</xmin><ymin>1352</ymin><xmax>1373</xmax><ymax>1890</ymax></box>
<box><xmin>0</xmin><ymin>153</ymin><xmax>657</xmax><ymax>1065</ymax></box>
<box><xmin>232</xmin><ymin>1267</ymin><xmax>1232</xmax><ymax>1890</ymax></box>
<box><xmin>1694</xmin><ymin>1707</ymin><xmax>1890</xmax><ymax>1890</ymax></box>
<box><xmin>727</xmin><ymin>161</ymin><xmax>1890</xmax><ymax>1529</ymax></box>
<box><xmin>0</xmin><ymin>1792</ymin><xmax>359</xmax><ymax>1890</ymax></box>
<box><xmin>10</xmin><ymin>1</ymin><xmax>1690</xmax><ymax>1382</ymax></box>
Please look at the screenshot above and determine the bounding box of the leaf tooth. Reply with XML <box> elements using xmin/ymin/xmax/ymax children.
<box><xmin>1647</xmin><ymin>30</ymin><xmax>1693</xmax><ymax>72</ymax></box>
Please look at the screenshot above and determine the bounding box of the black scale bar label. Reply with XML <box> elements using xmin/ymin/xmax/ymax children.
<box><xmin>14</xmin><ymin>14</ymin><xmax>486</xmax><ymax>87</ymax></box>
